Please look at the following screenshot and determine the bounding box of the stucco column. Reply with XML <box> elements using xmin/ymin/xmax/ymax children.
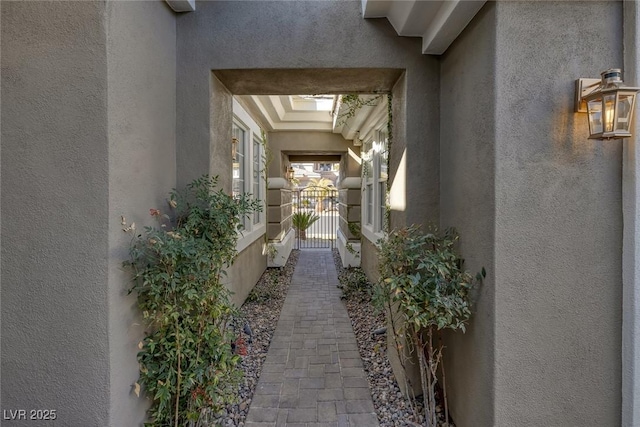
<box><xmin>623</xmin><ymin>1</ymin><xmax>640</xmax><ymax>425</ymax></box>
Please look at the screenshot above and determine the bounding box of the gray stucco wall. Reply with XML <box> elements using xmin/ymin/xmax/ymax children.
<box><xmin>106</xmin><ymin>1</ymin><xmax>176</xmax><ymax>425</ymax></box>
<box><xmin>360</xmin><ymin>235</ymin><xmax>379</xmax><ymax>286</ymax></box>
<box><xmin>623</xmin><ymin>3</ymin><xmax>640</xmax><ymax>424</ymax></box>
<box><xmin>389</xmin><ymin>73</ymin><xmax>408</xmax><ymax>232</ymax></box>
<box><xmin>493</xmin><ymin>2</ymin><xmax>622</xmax><ymax>425</ymax></box>
<box><xmin>1</xmin><ymin>2</ymin><xmax>110</xmax><ymax>424</ymax></box>
<box><xmin>228</xmin><ymin>237</ymin><xmax>267</xmax><ymax>307</ymax></box>
<box><xmin>439</xmin><ymin>3</ymin><xmax>496</xmax><ymax>426</ymax></box>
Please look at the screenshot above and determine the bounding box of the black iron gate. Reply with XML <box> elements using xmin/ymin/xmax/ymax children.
<box><xmin>293</xmin><ymin>186</ymin><xmax>339</xmax><ymax>249</ymax></box>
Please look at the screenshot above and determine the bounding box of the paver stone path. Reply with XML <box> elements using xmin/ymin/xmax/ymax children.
<box><xmin>245</xmin><ymin>249</ymin><xmax>380</xmax><ymax>427</ymax></box>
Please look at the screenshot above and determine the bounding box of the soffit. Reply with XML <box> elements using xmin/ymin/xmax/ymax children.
<box><xmin>236</xmin><ymin>95</ymin><xmax>337</xmax><ymax>132</ymax></box>
<box><xmin>214</xmin><ymin>69</ymin><xmax>403</xmax><ymax>95</ymax></box>
<box><xmin>362</xmin><ymin>0</ymin><xmax>487</xmax><ymax>55</ymax></box>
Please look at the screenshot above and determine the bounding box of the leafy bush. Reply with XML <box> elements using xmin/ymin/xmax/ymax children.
<box><xmin>124</xmin><ymin>175</ymin><xmax>261</xmax><ymax>426</ymax></box>
<box><xmin>374</xmin><ymin>225</ymin><xmax>484</xmax><ymax>427</ymax></box>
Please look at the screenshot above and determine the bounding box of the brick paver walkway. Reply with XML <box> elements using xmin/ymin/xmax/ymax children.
<box><xmin>245</xmin><ymin>249</ymin><xmax>380</xmax><ymax>427</ymax></box>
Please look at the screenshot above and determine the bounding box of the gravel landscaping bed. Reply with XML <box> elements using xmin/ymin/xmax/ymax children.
<box><xmin>332</xmin><ymin>249</ymin><xmax>453</xmax><ymax>427</ymax></box>
<box><xmin>216</xmin><ymin>250</ymin><xmax>299</xmax><ymax>427</ymax></box>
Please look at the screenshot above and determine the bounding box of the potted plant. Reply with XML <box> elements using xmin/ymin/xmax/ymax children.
<box><xmin>292</xmin><ymin>211</ymin><xmax>320</xmax><ymax>240</ymax></box>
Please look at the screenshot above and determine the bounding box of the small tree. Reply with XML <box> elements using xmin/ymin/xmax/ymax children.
<box><xmin>306</xmin><ymin>178</ymin><xmax>334</xmax><ymax>212</ymax></box>
<box><xmin>292</xmin><ymin>211</ymin><xmax>320</xmax><ymax>240</ymax></box>
<box><xmin>124</xmin><ymin>175</ymin><xmax>261</xmax><ymax>426</ymax></box>
<box><xmin>374</xmin><ymin>225</ymin><xmax>484</xmax><ymax>427</ymax></box>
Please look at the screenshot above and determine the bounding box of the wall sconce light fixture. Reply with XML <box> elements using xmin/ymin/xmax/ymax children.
<box><xmin>576</xmin><ymin>69</ymin><xmax>640</xmax><ymax>139</ymax></box>
<box><xmin>353</xmin><ymin>131</ymin><xmax>362</xmax><ymax>147</ymax></box>
<box><xmin>286</xmin><ymin>166</ymin><xmax>295</xmax><ymax>181</ymax></box>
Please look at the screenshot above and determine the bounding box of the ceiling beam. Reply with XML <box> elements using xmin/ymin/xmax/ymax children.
<box><xmin>422</xmin><ymin>0</ymin><xmax>486</xmax><ymax>54</ymax></box>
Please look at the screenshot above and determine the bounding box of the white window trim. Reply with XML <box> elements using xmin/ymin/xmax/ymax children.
<box><xmin>361</xmin><ymin>120</ymin><xmax>388</xmax><ymax>245</ymax></box>
<box><xmin>233</xmin><ymin>98</ymin><xmax>266</xmax><ymax>253</ymax></box>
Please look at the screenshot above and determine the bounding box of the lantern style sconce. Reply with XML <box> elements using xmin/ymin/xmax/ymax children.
<box><xmin>231</xmin><ymin>137</ymin><xmax>238</xmax><ymax>161</ymax></box>
<box><xmin>286</xmin><ymin>166</ymin><xmax>295</xmax><ymax>181</ymax></box>
<box><xmin>576</xmin><ymin>69</ymin><xmax>640</xmax><ymax>139</ymax></box>
<box><xmin>353</xmin><ymin>131</ymin><xmax>362</xmax><ymax>147</ymax></box>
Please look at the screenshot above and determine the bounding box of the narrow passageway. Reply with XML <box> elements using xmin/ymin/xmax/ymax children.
<box><xmin>245</xmin><ymin>250</ymin><xmax>379</xmax><ymax>427</ymax></box>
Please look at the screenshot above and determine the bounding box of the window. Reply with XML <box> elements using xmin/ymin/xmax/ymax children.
<box><xmin>232</xmin><ymin>124</ymin><xmax>246</xmax><ymax>198</ymax></box>
<box><xmin>362</xmin><ymin>125</ymin><xmax>388</xmax><ymax>241</ymax></box>
<box><xmin>253</xmin><ymin>137</ymin><xmax>262</xmax><ymax>225</ymax></box>
<box><xmin>363</xmin><ymin>140</ymin><xmax>374</xmax><ymax>227</ymax></box>
<box><xmin>232</xmin><ymin>98</ymin><xmax>266</xmax><ymax>252</ymax></box>
<box><xmin>376</xmin><ymin>128</ymin><xmax>388</xmax><ymax>232</ymax></box>
<box><xmin>232</xmin><ymin>122</ymin><xmax>248</xmax><ymax>229</ymax></box>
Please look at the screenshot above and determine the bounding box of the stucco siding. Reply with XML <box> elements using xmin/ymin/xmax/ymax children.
<box><xmin>360</xmin><ymin>235</ymin><xmax>380</xmax><ymax>286</ymax></box>
<box><xmin>623</xmin><ymin>3</ymin><xmax>640</xmax><ymax>425</ymax></box>
<box><xmin>439</xmin><ymin>3</ymin><xmax>496</xmax><ymax>426</ymax></box>
<box><xmin>106</xmin><ymin>1</ymin><xmax>177</xmax><ymax>424</ymax></box>
<box><xmin>405</xmin><ymin>68</ymin><xmax>440</xmax><ymax>227</ymax></box>
<box><xmin>1</xmin><ymin>2</ymin><xmax>110</xmax><ymax>424</ymax></box>
<box><xmin>228</xmin><ymin>236</ymin><xmax>267</xmax><ymax>307</ymax></box>
<box><xmin>494</xmin><ymin>2</ymin><xmax>622</xmax><ymax>425</ymax></box>
<box><xmin>388</xmin><ymin>72</ymin><xmax>408</xmax><ymax>232</ymax></box>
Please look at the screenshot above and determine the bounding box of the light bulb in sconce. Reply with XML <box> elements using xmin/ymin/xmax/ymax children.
<box><xmin>576</xmin><ymin>69</ymin><xmax>640</xmax><ymax>140</ymax></box>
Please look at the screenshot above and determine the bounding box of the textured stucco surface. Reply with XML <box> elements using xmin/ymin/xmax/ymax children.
<box><xmin>214</xmin><ymin>68</ymin><xmax>404</xmax><ymax>95</ymax></box>
<box><xmin>106</xmin><ymin>1</ymin><xmax>176</xmax><ymax>425</ymax></box>
<box><xmin>227</xmin><ymin>236</ymin><xmax>267</xmax><ymax>307</ymax></box>
<box><xmin>208</xmin><ymin>74</ymin><xmax>233</xmax><ymax>193</ymax></box>
<box><xmin>622</xmin><ymin>2</ymin><xmax>640</xmax><ymax>424</ymax></box>
<box><xmin>493</xmin><ymin>2</ymin><xmax>622</xmax><ymax>425</ymax></box>
<box><xmin>360</xmin><ymin>237</ymin><xmax>380</xmax><ymax>289</ymax></box>
<box><xmin>389</xmin><ymin>72</ymin><xmax>408</xmax><ymax>232</ymax></box>
<box><xmin>1</xmin><ymin>2</ymin><xmax>110</xmax><ymax>424</ymax></box>
<box><xmin>178</xmin><ymin>73</ymin><xmax>233</xmax><ymax>191</ymax></box>
<box><xmin>439</xmin><ymin>3</ymin><xmax>496</xmax><ymax>426</ymax></box>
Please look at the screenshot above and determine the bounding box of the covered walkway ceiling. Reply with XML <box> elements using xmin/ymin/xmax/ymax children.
<box><xmin>237</xmin><ymin>95</ymin><xmax>336</xmax><ymax>132</ymax></box>
<box><xmin>216</xmin><ymin>69</ymin><xmax>398</xmax><ymax>139</ymax></box>
<box><xmin>235</xmin><ymin>93</ymin><xmax>384</xmax><ymax>142</ymax></box>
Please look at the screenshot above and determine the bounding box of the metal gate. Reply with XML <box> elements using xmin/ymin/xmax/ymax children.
<box><xmin>293</xmin><ymin>186</ymin><xmax>339</xmax><ymax>249</ymax></box>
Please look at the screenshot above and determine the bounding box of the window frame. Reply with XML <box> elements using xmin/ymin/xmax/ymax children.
<box><xmin>232</xmin><ymin>98</ymin><xmax>266</xmax><ymax>253</ymax></box>
<box><xmin>361</xmin><ymin>112</ymin><xmax>388</xmax><ymax>245</ymax></box>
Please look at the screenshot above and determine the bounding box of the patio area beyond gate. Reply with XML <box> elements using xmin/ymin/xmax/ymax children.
<box><xmin>293</xmin><ymin>186</ymin><xmax>339</xmax><ymax>249</ymax></box>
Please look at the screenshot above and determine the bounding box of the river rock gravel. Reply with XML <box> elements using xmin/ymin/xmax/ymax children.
<box><xmin>215</xmin><ymin>250</ymin><xmax>299</xmax><ymax>427</ymax></box>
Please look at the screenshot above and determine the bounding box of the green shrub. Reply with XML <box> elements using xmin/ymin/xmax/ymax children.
<box><xmin>124</xmin><ymin>175</ymin><xmax>261</xmax><ymax>426</ymax></box>
<box><xmin>374</xmin><ymin>225</ymin><xmax>484</xmax><ymax>427</ymax></box>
